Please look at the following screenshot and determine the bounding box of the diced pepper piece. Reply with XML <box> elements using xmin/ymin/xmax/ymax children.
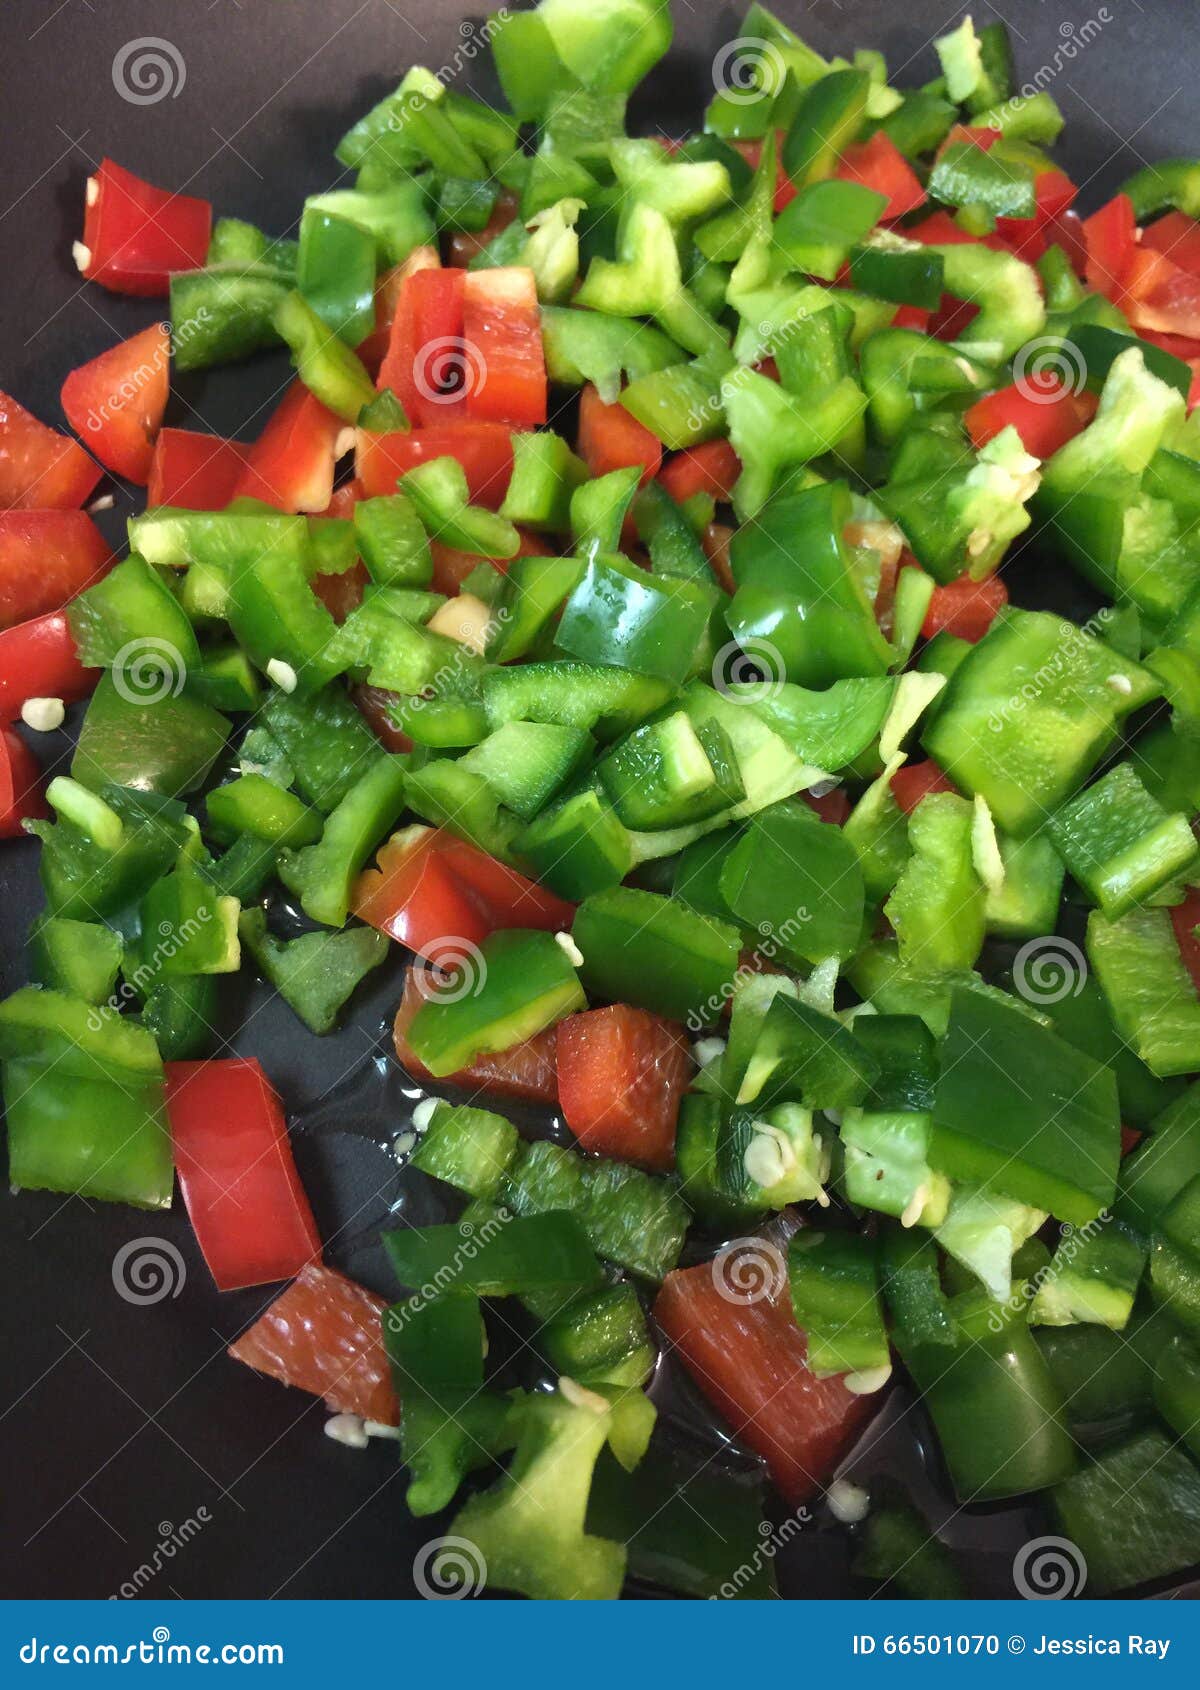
<box><xmin>1052</xmin><ymin>1428</ymin><xmax>1200</xmax><ymax>1594</ymax></box>
<box><xmin>71</xmin><ymin>675</ymin><xmax>229</xmax><ymax>799</ymax></box>
<box><xmin>461</xmin><ymin>267</ymin><xmax>547</xmax><ymax>427</ymax></box>
<box><xmin>0</xmin><ymin>389</ymin><xmax>101</xmax><ymax>511</ymax></box>
<box><xmin>965</xmin><ymin>376</ymin><xmax>1098</xmax><ymax>458</ymax></box>
<box><xmin>0</xmin><ymin>610</ymin><xmax>97</xmax><ymax>722</ymax></box>
<box><xmin>147</xmin><ymin>428</ymin><xmax>248</xmax><ymax>511</ymax></box>
<box><xmin>383</xmin><ymin>1210</ymin><xmax>600</xmax><ymax>1299</ymax></box>
<box><xmin>165</xmin><ymin>1057</ymin><xmax>321</xmax><ymax>1292</ymax></box>
<box><xmin>1049</xmin><ymin>762</ymin><xmax>1197</xmax><ymax>918</ymax></box>
<box><xmin>60</xmin><ymin>324</ymin><xmax>169</xmax><ymax>485</ymax></box>
<box><xmin>0</xmin><ymin>511</ymin><xmax>111</xmax><ymax>630</ymax></box>
<box><xmin>239</xmin><ymin>909</ymin><xmax>388</xmax><ymax>1035</ymax></box>
<box><xmin>556</xmin><ymin>1005</ymin><xmax>689</xmax><ymax>1172</ymax></box>
<box><xmin>393</xmin><ymin>965</ymin><xmax>560</xmax><ymax>1104</ymax></box>
<box><xmin>787</xmin><ymin>1231</ymin><xmax>890</xmax><ymax>1385</ymax></box>
<box><xmin>228</xmin><ymin>1261</ymin><xmax>398</xmax><ymax>1424</ymax></box>
<box><xmin>278</xmin><ymin>754</ymin><xmax>408</xmax><ymax>928</ymax></box>
<box><xmin>572</xmin><ymin>886</ymin><xmax>739</xmax><ymax>1026</ymax></box>
<box><xmin>835</xmin><ymin>131</ymin><xmax>924</xmax><ymax>219</ymax></box>
<box><xmin>578</xmin><ymin>383</ymin><xmax>662</xmax><ymax>483</ymax></box>
<box><xmin>79</xmin><ymin>158</ymin><xmax>210</xmax><ymax>296</ymax></box>
<box><xmin>654</xmin><ymin>1254</ymin><xmax>876</xmax><ymax>1505</ymax></box>
<box><xmin>1090</xmin><ymin>906</ymin><xmax>1200</xmax><ymax>1080</ymax></box>
<box><xmin>231</xmin><ymin>382</ymin><xmax>343</xmax><ymax>513</ymax></box>
<box><xmin>931</xmin><ymin>989</ymin><xmax>1120</xmax><ymax>1224</ymax></box>
<box><xmin>410</xmin><ymin>1100</ymin><xmax>519</xmax><ymax>1201</ymax></box>
<box><xmin>357</xmin><ymin>422</ymin><xmax>514</xmax><ymax>507</ymax></box>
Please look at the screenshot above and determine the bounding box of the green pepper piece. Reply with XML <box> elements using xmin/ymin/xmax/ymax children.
<box><xmin>226</xmin><ymin>548</ymin><xmax>340</xmax><ymax>697</ymax></box>
<box><xmin>782</xmin><ymin>68</ymin><xmax>870</xmax><ymax>188</ymax></box>
<box><xmin>67</xmin><ymin>554</ymin><xmax>201</xmax><ymax>677</ymax></box>
<box><xmin>928</xmin><ymin>141</ymin><xmax>1036</xmax><ymax>220</ymax></box>
<box><xmin>260</xmin><ymin>684</ymin><xmax>382</xmax><ymax>813</ymax></box>
<box><xmin>773</xmin><ymin>179</ymin><xmax>886</xmax><ymax>280</ymax></box>
<box><xmin>515</xmin><ymin>787</ymin><xmax>634</xmax><ymax>900</ymax></box>
<box><xmin>1048</xmin><ymin>762</ymin><xmax>1197</xmax><ymax>918</ymax></box>
<box><xmin>575</xmin><ymin>201</ymin><xmax>728</xmax><ymax>359</ymax></box>
<box><xmin>352</xmin><ymin>494</ymin><xmax>433</xmax><ymax>587</ymax></box>
<box><xmin>1035</xmin><ymin>1307</ymin><xmax>1166</xmax><ymax>1444</ymax></box>
<box><xmin>931</xmin><ymin>988</ymin><xmax>1120</xmax><ymax>1225</ymax></box>
<box><xmin>719</xmin><ymin>800</ymin><xmax>865</xmax><ymax>964</ymax></box>
<box><xmin>1121</xmin><ymin>159</ymin><xmax>1200</xmax><ymax>221</ymax></box>
<box><xmin>29</xmin><ymin>784</ymin><xmax>191</xmax><ymax>921</ymax></box>
<box><xmin>169</xmin><ymin>265</ymin><xmax>290</xmax><ymax>371</ymax></box>
<box><xmin>71</xmin><ymin>675</ymin><xmax>229</xmax><ymax>799</ymax></box>
<box><xmin>406</xmin><ymin>929</ymin><xmax>585</xmax><ymax>1078</ymax></box>
<box><xmin>1088</xmin><ymin>906</ymin><xmax>1200</xmax><ymax>1080</ymax></box>
<box><xmin>569</xmin><ymin>467</ymin><xmax>641</xmax><ymax>562</ymax></box>
<box><xmin>1050</xmin><ymin>975</ymin><xmax>1183</xmax><ymax>1130</ymax></box>
<box><xmin>304</xmin><ymin>178</ymin><xmax>434</xmax><ymax>266</ymax></box>
<box><xmin>409</xmin><ymin>1101</ymin><xmax>519</xmax><ymax>1201</ymax></box>
<box><xmin>0</xmin><ymin>987</ymin><xmax>161</xmax><ymax>1085</ymax></box>
<box><xmin>902</xmin><ymin>1288</ymin><xmax>1075</xmax><ymax>1502</ymax></box>
<box><xmin>206</xmin><ymin>775</ymin><xmax>323</xmax><ymax>847</ymax></box>
<box><xmin>539</xmin><ymin>1284</ymin><xmax>654</xmax><ymax>1390</ymax></box>
<box><xmin>459</xmin><ymin>721</ymin><xmax>591</xmax><ymax>822</ymax></box>
<box><xmin>539</xmin><ymin>305</ymin><xmax>682</xmax><ymax>405</ymax></box>
<box><xmin>278</xmin><ymin>754</ymin><xmax>408</xmax><ymax>928</ymax></box>
<box><xmin>596</xmin><ymin>710</ymin><xmax>724</xmax><ymax>831</ymax></box>
<box><xmin>500</xmin><ymin>433</ymin><xmax>589</xmax><ymax>533</ymax></box>
<box><xmin>788</xmin><ymin>1230</ymin><xmax>890</xmax><ymax>1384</ymax></box>
<box><xmin>848</xmin><ymin>237</ymin><xmax>945</xmax><ymax>309</ymax></box>
<box><xmin>274</xmin><ymin>290</ymin><xmax>375</xmax><ymax>422</ymax></box>
<box><xmin>208</xmin><ymin>218</ymin><xmax>297</xmax><ymax>276</ymax></box>
<box><xmin>853</xmin><ymin>1495</ymin><xmax>965</xmax><ymax>1599</ymax></box>
<box><xmin>737</xmin><ymin>991</ymin><xmax>878</xmax><ymax>1111</ymax></box>
<box><xmin>727</xmin><ymin>482</ymin><xmax>891</xmax><ymax>687</ymax></box>
<box><xmin>880</xmin><ymin>1223</ymin><xmax>955</xmax><ymax>1351</ymax></box>
<box><xmin>139</xmin><ymin>858</ymin><xmax>240</xmax><ymax>977</ymax></box>
<box><xmin>401</xmin><ymin>456</ymin><xmax>520</xmax><ymax>558</ymax></box>
<box><xmin>1150</xmin><ymin>1173</ymin><xmax>1200</xmax><ymax>1335</ymax></box>
<box><xmin>402</xmin><ymin>760</ymin><xmax>521</xmax><ymax>861</ymax></box>
<box><xmin>1154</xmin><ymin>1334</ymin><xmax>1200</xmax><ymax>1462</ymax></box>
<box><xmin>3</xmin><ymin>1055</ymin><xmax>172</xmax><ymax>1210</ymax></box>
<box><xmin>1030</xmin><ymin>1215</ymin><xmax>1147</xmax><ymax>1330</ymax></box>
<box><xmin>571</xmin><ymin>885</ymin><xmax>738</xmax><ymax>1024</ymax></box>
<box><xmin>555</xmin><ymin>557</ymin><xmax>710</xmax><ymax>685</ymax></box>
<box><xmin>383</xmin><ymin>1210</ymin><xmax>601</xmax><ymax>1298</ymax></box>
<box><xmin>921</xmin><ymin>607</ymin><xmax>1160</xmax><ymax>836</ymax></box>
<box><xmin>1117</xmin><ymin>1083</ymin><xmax>1200</xmax><ymax>1235</ymax></box>
<box><xmin>185</xmin><ymin>644</ymin><xmax>261</xmax><ymax>714</ymax></box>
<box><xmin>296</xmin><ymin>208</ymin><xmax>376</xmax><ymax>346</ymax></box>
<box><xmin>238</xmin><ymin>907</ymin><xmax>388</xmax><ymax>1034</ymax></box>
<box><xmin>29</xmin><ymin>916</ymin><xmax>122</xmax><ymax>1006</ymax></box>
<box><xmin>336</xmin><ymin>64</ymin><xmax>485</xmax><ymax>175</ymax></box>
<box><xmin>885</xmin><ymin>792</ymin><xmax>985</xmax><ymax>973</ymax></box>
<box><xmin>1052</xmin><ymin>1428</ymin><xmax>1200</xmax><ymax>1594</ymax></box>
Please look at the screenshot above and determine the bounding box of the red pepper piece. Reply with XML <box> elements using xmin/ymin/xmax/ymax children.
<box><xmin>0</xmin><ymin>389</ymin><xmax>101</xmax><ymax>511</ymax></box>
<box><xmin>921</xmin><ymin>572</ymin><xmax>1009</xmax><ymax>643</ymax></box>
<box><xmin>891</xmin><ymin>759</ymin><xmax>959</xmax><ymax>815</ymax></box>
<box><xmin>578</xmin><ymin>383</ymin><xmax>662</xmax><ymax>483</ymax></box>
<box><xmin>231</xmin><ymin>381</ymin><xmax>344</xmax><ymax>513</ymax></box>
<box><xmin>964</xmin><ymin>376</ymin><xmax>1098</xmax><ymax>459</ymax></box>
<box><xmin>659</xmin><ymin>439</ymin><xmax>741</xmax><ymax>503</ymax></box>
<box><xmin>1170</xmin><ymin>889</ymin><xmax>1200</xmax><ymax>993</ymax></box>
<box><xmin>228</xmin><ymin>1262</ymin><xmax>399</xmax><ymax>1425</ymax></box>
<box><xmin>147</xmin><ymin>428</ymin><xmax>248</xmax><ymax>511</ymax></box>
<box><xmin>802</xmin><ymin>787</ymin><xmax>851</xmax><ymax>826</ymax></box>
<box><xmin>79</xmin><ymin>158</ymin><xmax>211</xmax><ymax>297</ymax></box>
<box><xmin>60</xmin><ymin>323</ymin><xmax>169</xmax><ymax>484</ymax></box>
<box><xmin>312</xmin><ymin>559</ymin><xmax>369</xmax><ymax>624</ymax></box>
<box><xmin>0</xmin><ymin>510</ymin><xmax>111</xmax><ymax>629</ymax></box>
<box><xmin>357</xmin><ymin>423</ymin><xmax>515</xmax><ymax>508</ymax></box>
<box><xmin>0</xmin><ymin>725</ymin><xmax>48</xmax><ymax>836</ymax></box>
<box><xmin>1083</xmin><ymin>193</ymin><xmax>1137</xmax><ymax>302</ymax></box>
<box><xmin>461</xmin><ymin>267</ymin><xmax>547</xmax><ymax>428</ymax></box>
<box><xmin>393</xmin><ymin>967</ymin><xmax>559</xmax><ymax>1105</ymax></box>
<box><xmin>352</xmin><ymin>683</ymin><xmax>414</xmax><ymax>754</ymax></box>
<box><xmin>378</xmin><ymin>267</ymin><xmax>467</xmax><ymax>426</ymax></box>
<box><xmin>654</xmin><ymin>1254</ymin><xmax>877</xmax><ymax>1506</ymax></box>
<box><xmin>165</xmin><ymin>1058</ymin><xmax>322</xmax><ymax>1293</ymax></box>
<box><xmin>0</xmin><ymin>610</ymin><xmax>98</xmax><ymax>721</ymax></box>
<box><xmin>1141</xmin><ymin>211</ymin><xmax>1200</xmax><ymax>278</ymax></box>
<box><xmin>557</xmin><ymin>1005</ymin><xmax>690</xmax><ymax>1172</ymax></box>
<box><xmin>1122</xmin><ymin>246</ymin><xmax>1200</xmax><ymax>339</ymax></box>
<box><xmin>835</xmin><ymin>131</ymin><xmax>925</xmax><ymax>220</ymax></box>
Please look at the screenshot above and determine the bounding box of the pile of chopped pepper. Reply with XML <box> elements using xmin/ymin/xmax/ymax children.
<box><xmin>7</xmin><ymin>0</ymin><xmax>1200</xmax><ymax>1601</ymax></box>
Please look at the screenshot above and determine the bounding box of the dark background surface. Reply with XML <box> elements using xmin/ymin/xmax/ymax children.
<box><xmin>0</xmin><ymin>0</ymin><xmax>1195</xmax><ymax>1601</ymax></box>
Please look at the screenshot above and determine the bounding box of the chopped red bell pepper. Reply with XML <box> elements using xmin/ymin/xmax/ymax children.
<box><xmin>60</xmin><ymin>323</ymin><xmax>169</xmax><ymax>485</ymax></box>
<box><xmin>378</xmin><ymin>266</ymin><xmax>466</xmax><ymax>426</ymax></box>
<box><xmin>79</xmin><ymin>158</ymin><xmax>211</xmax><ymax>297</ymax></box>
<box><xmin>461</xmin><ymin>267</ymin><xmax>547</xmax><ymax>428</ymax></box>
<box><xmin>1121</xmin><ymin>246</ymin><xmax>1200</xmax><ymax>339</ymax></box>
<box><xmin>1042</xmin><ymin>206</ymin><xmax>1088</xmax><ymax>276</ymax></box>
<box><xmin>920</xmin><ymin>572</ymin><xmax>1009</xmax><ymax>643</ymax></box>
<box><xmin>1121</xmin><ymin>1125</ymin><xmax>1143</xmax><ymax>1158</ymax></box>
<box><xmin>890</xmin><ymin>759</ymin><xmax>959</xmax><ymax>814</ymax></box>
<box><xmin>658</xmin><ymin>439</ymin><xmax>741</xmax><ymax>503</ymax></box>
<box><xmin>0</xmin><ymin>389</ymin><xmax>101</xmax><ymax>512</ymax></box>
<box><xmin>353</xmin><ymin>683</ymin><xmax>414</xmax><ymax>753</ymax></box>
<box><xmin>428</xmin><ymin>528</ymin><xmax>549</xmax><ymax>595</ymax></box>
<box><xmin>354</xmin><ymin>824</ymin><xmax>574</xmax><ymax>959</ymax></box>
<box><xmin>965</xmin><ymin>375</ymin><xmax>1098</xmax><ymax>458</ymax></box>
<box><xmin>939</xmin><ymin>124</ymin><xmax>1002</xmax><ymax>154</ymax></box>
<box><xmin>927</xmin><ymin>295</ymin><xmax>980</xmax><ymax>341</ymax></box>
<box><xmin>375</xmin><ymin>246</ymin><xmax>441</xmax><ymax>332</ymax></box>
<box><xmin>165</xmin><ymin>1058</ymin><xmax>322</xmax><ymax>1293</ymax></box>
<box><xmin>0</xmin><ymin>511</ymin><xmax>111</xmax><ymax>629</ymax></box>
<box><xmin>556</xmin><ymin>1004</ymin><xmax>690</xmax><ymax>1172</ymax></box>
<box><xmin>312</xmin><ymin>559</ymin><xmax>369</xmax><ymax>624</ymax></box>
<box><xmin>147</xmin><ymin>427</ymin><xmax>248</xmax><ymax>511</ymax></box>
<box><xmin>231</xmin><ymin>381</ymin><xmax>344</xmax><ymax>513</ymax></box>
<box><xmin>325</xmin><ymin>479</ymin><xmax>367</xmax><ymax>519</ymax></box>
<box><xmin>1170</xmin><ymin>889</ymin><xmax>1200</xmax><ymax>994</ymax></box>
<box><xmin>228</xmin><ymin>1262</ymin><xmax>399</xmax><ymax>1425</ymax></box>
<box><xmin>578</xmin><ymin>383</ymin><xmax>662</xmax><ymax>483</ymax></box>
<box><xmin>908</xmin><ymin>209</ymin><xmax>981</xmax><ymax>247</ymax></box>
<box><xmin>890</xmin><ymin>304</ymin><xmax>932</xmax><ymax>332</ymax></box>
<box><xmin>0</xmin><ymin>725</ymin><xmax>48</xmax><ymax>837</ymax></box>
<box><xmin>654</xmin><ymin>1253</ymin><xmax>877</xmax><ymax>1505</ymax></box>
<box><xmin>1083</xmin><ymin>193</ymin><xmax>1137</xmax><ymax>302</ymax></box>
<box><xmin>393</xmin><ymin>966</ymin><xmax>559</xmax><ymax>1105</ymax></box>
<box><xmin>356</xmin><ymin>422</ymin><xmax>514</xmax><ymax>508</ymax></box>
<box><xmin>447</xmin><ymin>190</ymin><xmax>520</xmax><ymax>268</ymax></box>
<box><xmin>835</xmin><ymin>131</ymin><xmax>925</xmax><ymax>220</ymax></box>
<box><xmin>996</xmin><ymin>168</ymin><xmax>1079</xmax><ymax>262</ymax></box>
<box><xmin>1141</xmin><ymin>211</ymin><xmax>1200</xmax><ymax>277</ymax></box>
<box><xmin>802</xmin><ymin>787</ymin><xmax>851</xmax><ymax>826</ymax></box>
<box><xmin>0</xmin><ymin>610</ymin><xmax>98</xmax><ymax>722</ymax></box>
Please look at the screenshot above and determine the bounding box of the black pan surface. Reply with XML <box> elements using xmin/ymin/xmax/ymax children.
<box><xmin>0</xmin><ymin>0</ymin><xmax>1196</xmax><ymax>1601</ymax></box>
